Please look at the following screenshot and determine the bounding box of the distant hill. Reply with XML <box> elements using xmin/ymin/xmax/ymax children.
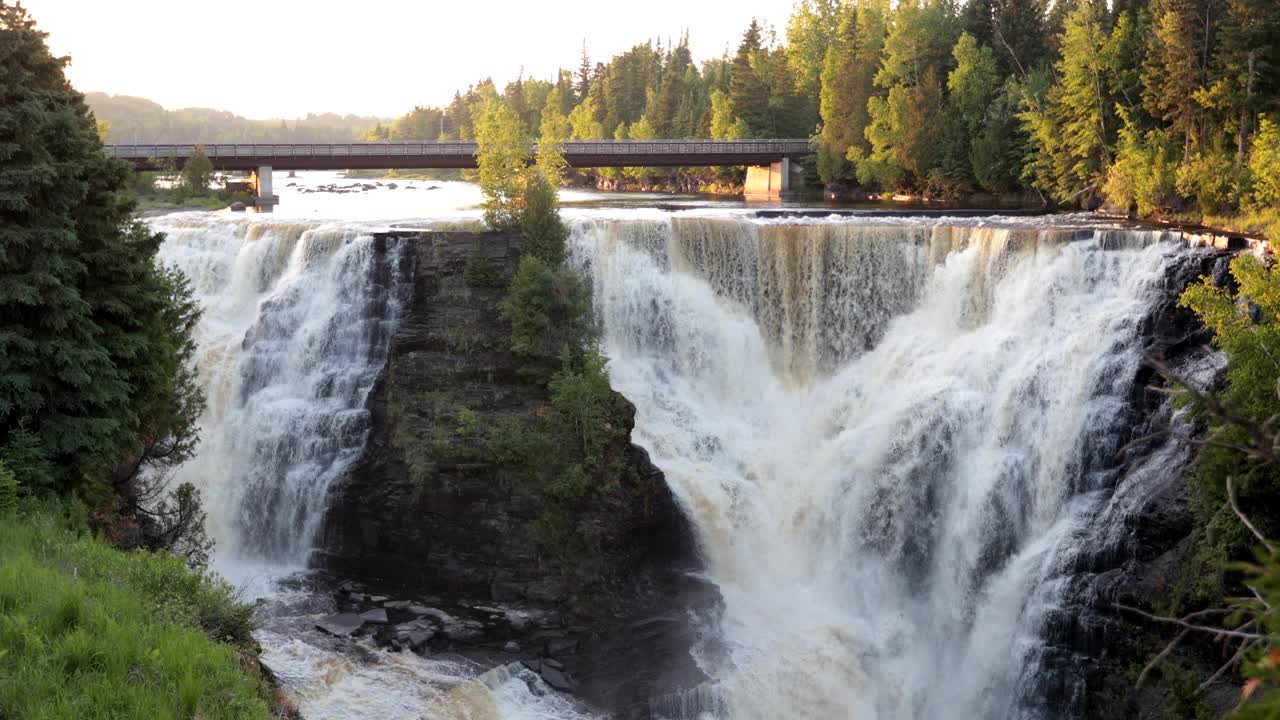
<box><xmin>86</xmin><ymin>92</ymin><xmax>389</xmax><ymax>144</ymax></box>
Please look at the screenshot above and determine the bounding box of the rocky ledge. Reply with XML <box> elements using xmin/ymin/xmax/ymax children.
<box><xmin>1020</xmin><ymin>243</ymin><xmax>1241</xmax><ymax>718</ymax></box>
<box><xmin>319</xmin><ymin>231</ymin><xmax>711</xmax><ymax>717</ymax></box>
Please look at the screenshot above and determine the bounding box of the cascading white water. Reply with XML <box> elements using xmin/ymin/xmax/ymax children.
<box><xmin>146</xmin><ymin>202</ymin><xmax>1194</xmax><ymax>720</ymax></box>
<box><xmin>149</xmin><ymin>212</ymin><xmax>602</xmax><ymax>720</ymax></box>
<box><xmin>152</xmin><ymin>216</ymin><xmax>409</xmax><ymax>569</ymax></box>
<box><xmin>571</xmin><ymin>216</ymin><xmax>1185</xmax><ymax>719</ymax></box>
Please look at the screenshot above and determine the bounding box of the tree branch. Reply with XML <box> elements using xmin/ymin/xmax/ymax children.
<box><xmin>1228</xmin><ymin>476</ymin><xmax>1277</xmax><ymax>554</ymax></box>
<box><xmin>1115</xmin><ymin>604</ymin><xmax>1269</xmax><ymax>641</ymax></box>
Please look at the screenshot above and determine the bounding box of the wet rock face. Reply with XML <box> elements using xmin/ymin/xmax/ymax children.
<box><xmin>1021</xmin><ymin>248</ymin><xmax>1235</xmax><ymax>719</ymax></box>
<box><xmin>318</xmin><ymin>231</ymin><xmax>708</xmax><ymax>716</ymax></box>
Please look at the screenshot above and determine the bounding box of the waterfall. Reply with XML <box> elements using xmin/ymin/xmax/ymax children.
<box><xmin>151</xmin><ymin>215</ymin><xmax>410</xmax><ymax>570</ymax></box>
<box><xmin>571</xmin><ymin>216</ymin><xmax>1189</xmax><ymax>719</ymax></box>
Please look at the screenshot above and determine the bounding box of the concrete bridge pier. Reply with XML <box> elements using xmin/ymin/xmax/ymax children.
<box><xmin>252</xmin><ymin>166</ymin><xmax>280</xmax><ymax>213</ymax></box>
<box><xmin>744</xmin><ymin>157</ymin><xmax>801</xmax><ymax>202</ymax></box>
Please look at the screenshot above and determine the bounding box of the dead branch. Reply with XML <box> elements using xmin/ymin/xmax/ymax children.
<box><xmin>1229</xmin><ymin>476</ymin><xmax>1278</xmax><ymax>554</ymax></box>
<box><xmin>1115</xmin><ymin>604</ymin><xmax>1268</xmax><ymax>642</ymax></box>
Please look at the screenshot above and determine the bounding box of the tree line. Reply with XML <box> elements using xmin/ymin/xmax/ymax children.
<box><xmin>373</xmin><ymin>0</ymin><xmax>1279</xmax><ymax>227</ymax></box>
<box><xmin>87</xmin><ymin>92</ymin><xmax>384</xmax><ymax>144</ymax></box>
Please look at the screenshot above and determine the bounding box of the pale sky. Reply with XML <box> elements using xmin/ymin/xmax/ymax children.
<box><xmin>23</xmin><ymin>0</ymin><xmax>795</xmax><ymax>119</ymax></box>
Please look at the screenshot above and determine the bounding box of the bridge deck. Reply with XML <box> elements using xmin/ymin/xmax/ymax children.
<box><xmin>104</xmin><ymin>139</ymin><xmax>811</xmax><ymax>171</ymax></box>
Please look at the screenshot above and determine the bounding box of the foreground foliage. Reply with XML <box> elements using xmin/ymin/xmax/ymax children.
<box><xmin>0</xmin><ymin>504</ymin><xmax>268</xmax><ymax>720</ymax></box>
<box><xmin>1131</xmin><ymin>256</ymin><xmax>1280</xmax><ymax>714</ymax></box>
<box><xmin>0</xmin><ymin>1</ymin><xmax>209</xmax><ymax>558</ymax></box>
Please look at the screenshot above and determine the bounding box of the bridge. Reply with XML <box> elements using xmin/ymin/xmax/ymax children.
<box><xmin>105</xmin><ymin>139</ymin><xmax>811</xmax><ymax>209</ymax></box>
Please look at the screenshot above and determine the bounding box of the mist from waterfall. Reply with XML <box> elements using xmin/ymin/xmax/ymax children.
<box><xmin>571</xmin><ymin>216</ymin><xmax>1185</xmax><ymax>719</ymax></box>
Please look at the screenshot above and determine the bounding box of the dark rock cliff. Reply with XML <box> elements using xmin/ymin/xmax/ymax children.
<box><xmin>319</xmin><ymin>231</ymin><xmax>709</xmax><ymax>717</ymax></box>
<box><xmin>1020</xmin><ymin>245</ymin><xmax>1240</xmax><ymax>718</ymax></box>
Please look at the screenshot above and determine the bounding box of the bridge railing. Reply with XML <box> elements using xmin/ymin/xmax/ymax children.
<box><xmin>104</xmin><ymin>139</ymin><xmax>812</xmax><ymax>161</ymax></box>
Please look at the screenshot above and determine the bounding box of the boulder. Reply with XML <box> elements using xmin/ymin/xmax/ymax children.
<box><xmin>540</xmin><ymin>666</ymin><xmax>576</xmax><ymax>692</ymax></box>
<box><xmin>229</xmin><ymin>201</ymin><xmax>246</xmax><ymax>212</ymax></box>
<box><xmin>315</xmin><ymin>612</ymin><xmax>364</xmax><ymax>637</ymax></box>
<box><xmin>360</xmin><ymin>608</ymin><xmax>389</xmax><ymax>624</ymax></box>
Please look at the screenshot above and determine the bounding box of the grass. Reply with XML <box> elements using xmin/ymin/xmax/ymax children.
<box><xmin>0</xmin><ymin>507</ymin><xmax>271</xmax><ymax>720</ymax></box>
<box><xmin>135</xmin><ymin>195</ymin><xmax>241</xmax><ymax>212</ymax></box>
<box><xmin>1201</xmin><ymin>207</ymin><xmax>1280</xmax><ymax>242</ymax></box>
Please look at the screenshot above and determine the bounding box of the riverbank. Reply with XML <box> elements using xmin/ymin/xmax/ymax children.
<box><xmin>0</xmin><ymin>505</ymin><xmax>293</xmax><ymax>719</ymax></box>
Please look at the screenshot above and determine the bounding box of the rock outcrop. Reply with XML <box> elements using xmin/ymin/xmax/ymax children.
<box><xmin>319</xmin><ymin>231</ymin><xmax>708</xmax><ymax>716</ymax></box>
<box><xmin>1020</xmin><ymin>245</ymin><xmax>1239</xmax><ymax>718</ymax></box>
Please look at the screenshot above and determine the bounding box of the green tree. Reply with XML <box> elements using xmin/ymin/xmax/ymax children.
<box><xmin>1203</xmin><ymin>0</ymin><xmax>1280</xmax><ymax>158</ymax></box>
<box><xmin>1019</xmin><ymin>1</ymin><xmax>1114</xmax><ymax>202</ymax></box>
<box><xmin>818</xmin><ymin>0</ymin><xmax>889</xmax><ymax>183</ymax></box>
<box><xmin>938</xmin><ymin>32</ymin><xmax>1000</xmax><ymax>185</ymax></box>
<box><xmin>860</xmin><ymin>68</ymin><xmax>945</xmax><ymax>190</ymax></box>
<box><xmin>1247</xmin><ymin>116</ymin><xmax>1280</xmax><ymax>208</ymax></box>
<box><xmin>875</xmin><ymin>0</ymin><xmax>960</xmax><ymax>90</ymax></box>
<box><xmin>1142</xmin><ymin>0</ymin><xmax>1211</xmax><ymax>155</ymax></box>
<box><xmin>710</xmin><ymin>89</ymin><xmax>746</xmax><ymax>140</ymax></box>
<box><xmin>786</xmin><ymin>0</ymin><xmax>842</xmax><ymax>98</ymax></box>
<box><xmin>730</xmin><ymin>19</ymin><xmax>772</xmax><ymax>137</ymax></box>
<box><xmin>472</xmin><ymin>96</ymin><xmax>528</xmax><ymax>230</ymax></box>
<box><xmin>0</xmin><ymin>2</ymin><xmax>193</xmax><ymax>490</ymax></box>
<box><xmin>568</xmin><ymin>94</ymin><xmax>605</xmax><ymax>140</ymax></box>
<box><xmin>1103</xmin><ymin>108</ymin><xmax>1180</xmax><ymax>215</ymax></box>
<box><xmin>537</xmin><ymin>88</ymin><xmax>572</xmax><ymax>186</ymax></box>
<box><xmin>970</xmin><ymin>77</ymin><xmax>1028</xmax><ymax>193</ymax></box>
<box><xmin>181</xmin><ymin>145</ymin><xmax>214</xmax><ymax>196</ymax></box>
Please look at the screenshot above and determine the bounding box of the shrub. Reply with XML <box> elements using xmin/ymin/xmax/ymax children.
<box><xmin>1104</xmin><ymin>115</ymin><xmax>1178</xmax><ymax>216</ymax></box>
<box><xmin>1176</xmin><ymin>144</ymin><xmax>1244</xmax><ymax>215</ymax></box>
<box><xmin>518</xmin><ymin>171</ymin><xmax>569</xmax><ymax>266</ymax></box>
<box><xmin>548</xmin><ymin>348</ymin><xmax>616</xmax><ymax>464</ymax></box>
<box><xmin>500</xmin><ymin>255</ymin><xmax>596</xmax><ymax>363</ymax></box>
<box><xmin>463</xmin><ymin>256</ymin><xmax>506</xmax><ymax>288</ymax></box>
<box><xmin>454</xmin><ymin>406</ymin><xmax>480</xmax><ymax>439</ymax></box>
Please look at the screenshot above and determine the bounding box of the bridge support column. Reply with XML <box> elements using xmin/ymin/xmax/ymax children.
<box><xmin>252</xmin><ymin>166</ymin><xmax>279</xmax><ymax>213</ymax></box>
<box><xmin>744</xmin><ymin>157</ymin><xmax>801</xmax><ymax>202</ymax></box>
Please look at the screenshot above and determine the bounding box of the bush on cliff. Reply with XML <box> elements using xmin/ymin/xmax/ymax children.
<box><xmin>500</xmin><ymin>256</ymin><xmax>595</xmax><ymax>366</ymax></box>
<box><xmin>1153</xmin><ymin>254</ymin><xmax>1280</xmax><ymax>712</ymax></box>
<box><xmin>475</xmin><ymin>93</ymin><xmax>637</xmax><ymax>574</ymax></box>
<box><xmin>1181</xmin><ymin>255</ymin><xmax>1280</xmax><ymax>555</ymax></box>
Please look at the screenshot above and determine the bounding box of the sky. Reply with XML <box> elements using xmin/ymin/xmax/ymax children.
<box><xmin>23</xmin><ymin>0</ymin><xmax>795</xmax><ymax>120</ymax></box>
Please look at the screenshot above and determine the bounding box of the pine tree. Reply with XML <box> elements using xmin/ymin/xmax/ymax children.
<box><xmin>1206</xmin><ymin>0</ymin><xmax>1280</xmax><ymax>157</ymax></box>
<box><xmin>1142</xmin><ymin>0</ymin><xmax>1211</xmax><ymax>154</ymax></box>
<box><xmin>730</xmin><ymin>19</ymin><xmax>772</xmax><ymax>138</ymax></box>
<box><xmin>940</xmin><ymin>32</ymin><xmax>1000</xmax><ymax>185</ymax></box>
<box><xmin>0</xmin><ymin>1</ymin><xmax>205</xmax><ymax>493</ymax></box>
<box><xmin>1019</xmin><ymin>1</ymin><xmax>1115</xmax><ymax>201</ymax></box>
<box><xmin>576</xmin><ymin>41</ymin><xmax>593</xmax><ymax>104</ymax></box>
<box><xmin>818</xmin><ymin>0</ymin><xmax>889</xmax><ymax>183</ymax></box>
